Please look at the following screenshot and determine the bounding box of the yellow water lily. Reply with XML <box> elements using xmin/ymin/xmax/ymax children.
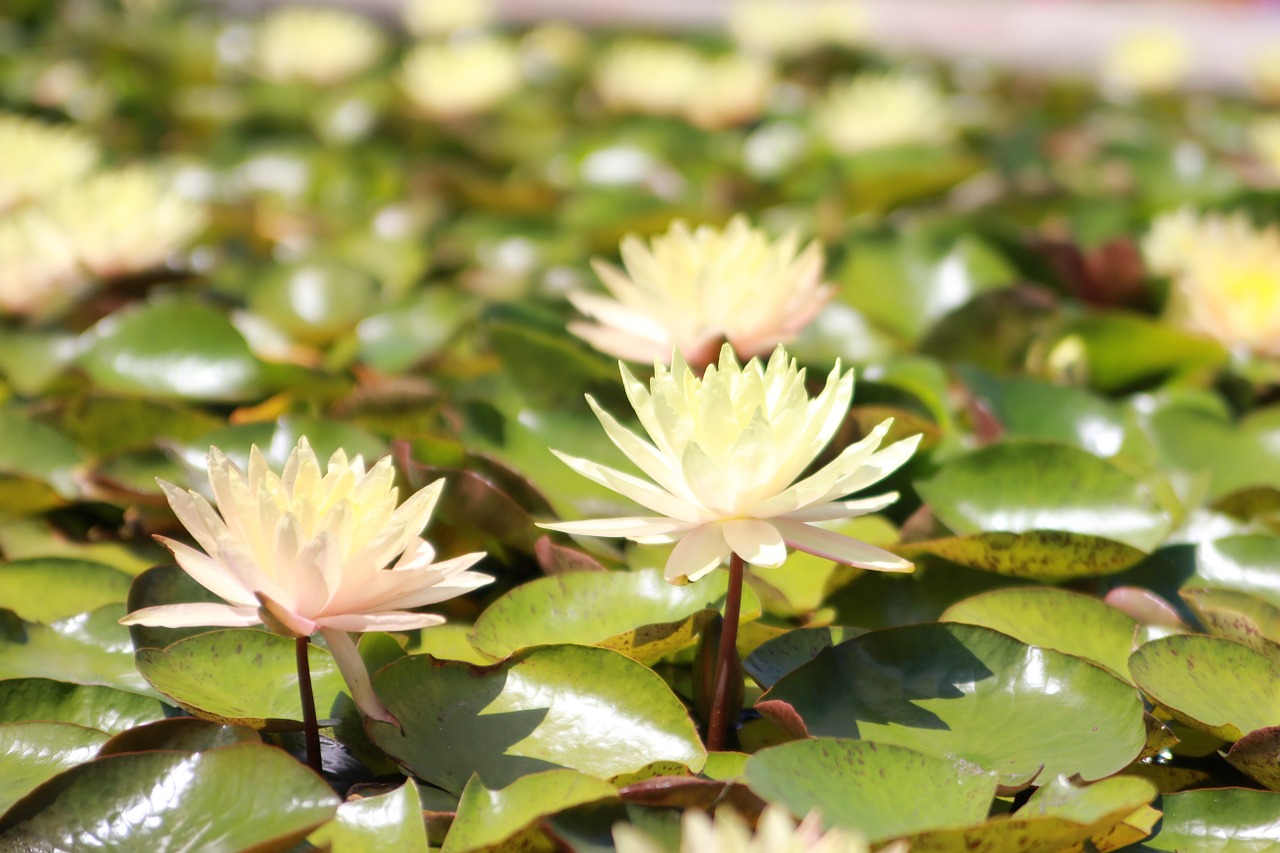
<box><xmin>0</xmin><ymin>210</ymin><xmax>87</xmax><ymax>319</ymax></box>
<box><xmin>255</xmin><ymin>7</ymin><xmax>386</xmax><ymax>86</ymax></box>
<box><xmin>403</xmin><ymin>0</ymin><xmax>493</xmax><ymax>37</ymax></box>
<box><xmin>121</xmin><ymin>437</ymin><xmax>493</xmax><ymax>723</ymax></box>
<box><xmin>399</xmin><ymin>36</ymin><xmax>523</xmax><ymax>119</ymax></box>
<box><xmin>728</xmin><ymin>0</ymin><xmax>869</xmax><ymax>58</ymax></box>
<box><xmin>541</xmin><ymin>345</ymin><xmax>917</xmax><ymax>584</ymax></box>
<box><xmin>568</xmin><ymin>216</ymin><xmax>833</xmax><ymax>367</ymax></box>
<box><xmin>816</xmin><ymin>72</ymin><xmax>953</xmax><ymax>155</ymax></box>
<box><xmin>614</xmin><ymin>805</ymin><xmax>895</xmax><ymax>853</ymax></box>
<box><xmin>0</xmin><ymin>114</ymin><xmax>98</xmax><ymax>214</ymax></box>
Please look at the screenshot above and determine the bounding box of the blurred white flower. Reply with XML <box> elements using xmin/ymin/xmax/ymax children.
<box><xmin>403</xmin><ymin>0</ymin><xmax>492</xmax><ymax>37</ymax></box>
<box><xmin>595</xmin><ymin>40</ymin><xmax>704</xmax><ymax>119</ymax></box>
<box><xmin>541</xmin><ymin>345</ymin><xmax>917</xmax><ymax>584</ymax></box>
<box><xmin>816</xmin><ymin>72</ymin><xmax>954</xmax><ymax>155</ymax></box>
<box><xmin>685</xmin><ymin>55</ymin><xmax>774</xmax><ymax>131</ymax></box>
<box><xmin>121</xmin><ymin>437</ymin><xmax>494</xmax><ymax>722</ymax></box>
<box><xmin>728</xmin><ymin>0</ymin><xmax>869</xmax><ymax>58</ymax></box>
<box><xmin>255</xmin><ymin>7</ymin><xmax>386</xmax><ymax>86</ymax></box>
<box><xmin>568</xmin><ymin>215</ymin><xmax>833</xmax><ymax>366</ymax></box>
<box><xmin>1101</xmin><ymin>29</ymin><xmax>1190</xmax><ymax>98</ymax></box>
<box><xmin>1249</xmin><ymin>117</ymin><xmax>1280</xmax><ymax>180</ymax></box>
<box><xmin>0</xmin><ymin>211</ymin><xmax>88</xmax><ymax>319</ymax></box>
<box><xmin>614</xmin><ymin>804</ymin><xmax>894</xmax><ymax>853</ymax></box>
<box><xmin>0</xmin><ymin>115</ymin><xmax>98</xmax><ymax>214</ymax></box>
<box><xmin>40</xmin><ymin>166</ymin><xmax>207</xmax><ymax>278</ymax></box>
<box><xmin>400</xmin><ymin>37</ymin><xmax>522</xmax><ymax>119</ymax></box>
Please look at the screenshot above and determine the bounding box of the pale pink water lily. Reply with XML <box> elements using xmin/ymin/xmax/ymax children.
<box><xmin>567</xmin><ymin>216</ymin><xmax>834</xmax><ymax>367</ymax></box>
<box><xmin>613</xmin><ymin>804</ymin><xmax>900</xmax><ymax>853</ymax></box>
<box><xmin>540</xmin><ymin>344</ymin><xmax>919</xmax><ymax>584</ymax></box>
<box><xmin>121</xmin><ymin>437</ymin><xmax>493</xmax><ymax>723</ymax></box>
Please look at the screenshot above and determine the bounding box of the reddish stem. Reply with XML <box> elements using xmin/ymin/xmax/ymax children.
<box><xmin>296</xmin><ymin>636</ymin><xmax>323</xmax><ymax>776</ymax></box>
<box><xmin>707</xmin><ymin>552</ymin><xmax>745</xmax><ymax>751</ymax></box>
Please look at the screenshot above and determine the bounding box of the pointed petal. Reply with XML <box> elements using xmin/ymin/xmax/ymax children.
<box><xmin>780</xmin><ymin>491</ymin><xmax>900</xmax><ymax>521</ymax></box>
<box><xmin>664</xmin><ymin>523</ymin><xmax>732</xmax><ymax>583</ymax></box>
<box><xmin>587</xmin><ymin>396</ymin><xmax>691</xmax><ymax>500</ymax></box>
<box><xmin>723</xmin><ymin>518</ymin><xmax>788</xmax><ymax>568</ymax></box>
<box><xmin>256</xmin><ymin>590</ymin><xmax>317</xmax><ymax>638</ymax></box>
<box><xmin>773</xmin><ymin>519</ymin><xmax>913</xmax><ymax>572</ymax></box>
<box><xmin>156</xmin><ymin>537</ymin><xmax>258</xmax><ymax>607</ymax></box>
<box><xmin>320</xmin><ymin>627</ymin><xmax>398</xmax><ymax>726</ymax></box>
<box><xmin>118</xmin><ymin>601</ymin><xmax>261</xmax><ymax>628</ymax></box>
<box><xmin>538</xmin><ymin>516</ymin><xmax>695</xmax><ymax>539</ymax></box>
<box><xmin>317</xmin><ymin>612</ymin><xmax>446</xmax><ymax>632</ymax></box>
<box><xmin>821</xmin><ymin>433</ymin><xmax>923</xmax><ymax>501</ymax></box>
<box><xmin>551</xmin><ymin>450</ymin><xmax>701</xmax><ymax>521</ymax></box>
<box><xmin>750</xmin><ymin>419</ymin><xmax>894</xmax><ymax>517</ymax></box>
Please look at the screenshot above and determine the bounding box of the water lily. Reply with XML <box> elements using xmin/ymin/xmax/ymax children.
<box><xmin>0</xmin><ymin>114</ymin><xmax>98</xmax><ymax>214</ymax></box>
<box><xmin>614</xmin><ymin>804</ymin><xmax>894</xmax><ymax>853</ymax></box>
<box><xmin>255</xmin><ymin>7</ymin><xmax>386</xmax><ymax>87</ymax></box>
<box><xmin>121</xmin><ymin>437</ymin><xmax>494</xmax><ymax>728</ymax></box>
<box><xmin>400</xmin><ymin>36</ymin><xmax>523</xmax><ymax>119</ymax></box>
<box><xmin>0</xmin><ymin>210</ymin><xmax>87</xmax><ymax>319</ymax></box>
<box><xmin>816</xmin><ymin>72</ymin><xmax>954</xmax><ymax>155</ymax></box>
<box><xmin>1100</xmin><ymin>29</ymin><xmax>1190</xmax><ymax>98</ymax></box>
<box><xmin>568</xmin><ymin>216</ymin><xmax>833</xmax><ymax>367</ymax></box>
<box><xmin>403</xmin><ymin>0</ymin><xmax>493</xmax><ymax>37</ymax></box>
<box><xmin>728</xmin><ymin>0</ymin><xmax>868</xmax><ymax>57</ymax></box>
<box><xmin>542</xmin><ymin>344</ymin><xmax>916</xmax><ymax>583</ymax></box>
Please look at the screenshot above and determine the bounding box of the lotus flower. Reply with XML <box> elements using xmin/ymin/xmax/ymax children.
<box><xmin>1143</xmin><ymin>208</ymin><xmax>1280</xmax><ymax>356</ymax></box>
<box><xmin>614</xmin><ymin>805</ymin><xmax>895</xmax><ymax>853</ymax></box>
<box><xmin>568</xmin><ymin>216</ymin><xmax>834</xmax><ymax>367</ymax></box>
<box><xmin>399</xmin><ymin>36</ymin><xmax>522</xmax><ymax>119</ymax></box>
<box><xmin>816</xmin><ymin>72</ymin><xmax>953</xmax><ymax>155</ymax></box>
<box><xmin>255</xmin><ymin>7</ymin><xmax>386</xmax><ymax>87</ymax></box>
<box><xmin>540</xmin><ymin>345</ymin><xmax>918</xmax><ymax>584</ymax></box>
<box><xmin>0</xmin><ymin>115</ymin><xmax>98</xmax><ymax>214</ymax></box>
<box><xmin>121</xmin><ymin>437</ymin><xmax>493</xmax><ymax>723</ymax></box>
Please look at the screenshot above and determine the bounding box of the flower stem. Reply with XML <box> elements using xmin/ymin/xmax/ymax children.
<box><xmin>296</xmin><ymin>636</ymin><xmax>323</xmax><ymax>776</ymax></box>
<box><xmin>707</xmin><ymin>552</ymin><xmax>745</xmax><ymax>751</ymax></box>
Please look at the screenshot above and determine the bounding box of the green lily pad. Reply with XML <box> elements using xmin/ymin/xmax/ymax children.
<box><xmin>358</xmin><ymin>287</ymin><xmax>476</xmax><ymax>373</ymax></box>
<box><xmin>1192</xmin><ymin>535</ymin><xmax>1280</xmax><ymax>609</ymax></box>
<box><xmin>0</xmin><ymin>605</ymin><xmax>156</xmax><ymax>697</ymax></box>
<box><xmin>96</xmin><ymin>718</ymin><xmax>260</xmax><ymax>757</ymax></box>
<box><xmin>249</xmin><ymin>261</ymin><xmax>379</xmax><ymax>346</ymax></box>
<box><xmin>827</xmin><ymin>556</ymin><xmax>1015</xmax><ymax>630</ymax></box>
<box><xmin>757</xmin><ymin>623</ymin><xmax>1146</xmax><ymax>784</ymax></box>
<box><xmin>1141</xmin><ymin>788</ymin><xmax>1280</xmax><ymax>851</ymax></box>
<box><xmin>1056</xmin><ymin>312</ymin><xmax>1227</xmax><ymax>393</ymax></box>
<box><xmin>1224</xmin><ymin>726</ymin><xmax>1280</xmax><ymax>792</ymax></box>
<box><xmin>125</xmin><ymin>564</ymin><xmax>228</xmax><ymax>652</ymax></box>
<box><xmin>743</xmin><ymin>626</ymin><xmax>866</xmax><ymax>689</ymax></box>
<box><xmin>0</xmin><ymin>519</ymin><xmax>164</xmax><ymax>576</ymax></box>
<box><xmin>905</xmin><ymin>774</ymin><xmax>1158</xmax><ymax>853</ymax></box>
<box><xmin>0</xmin><ymin>559</ymin><xmax>132</xmax><ymax>624</ymax></box>
<box><xmin>309</xmin><ymin>782</ymin><xmax>429</xmax><ymax>853</ymax></box>
<box><xmin>134</xmin><ymin>629</ymin><xmax>347</xmax><ymax>728</ymax></box>
<box><xmin>444</xmin><ymin>769</ymin><xmax>618</xmax><ymax>853</ymax></box>
<box><xmin>916</xmin><ymin>440</ymin><xmax>1172</xmax><ymax>552</ymax></box>
<box><xmin>959</xmin><ymin>370</ymin><xmax>1128</xmax><ymax>459</ymax></box>
<box><xmin>941</xmin><ymin>587</ymin><xmax>1140</xmax><ymax>680</ymax></box>
<box><xmin>469</xmin><ymin>568</ymin><xmax>762</xmax><ymax>664</ymax></box>
<box><xmin>0</xmin><ymin>722</ymin><xmax>109</xmax><ymax>813</ymax></box>
<box><xmin>0</xmin><ymin>679</ymin><xmax>166</xmax><ymax>734</ymax></box>
<box><xmin>78</xmin><ymin>298</ymin><xmax>267</xmax><ymax>402</ymax></box>
<box><xmin>0</xmin><ymin>408</ymin><xmax>81</xmax><ymax>492</ymax></box>
<box><xmin>897</xmin><ymin>531</ymin><xmax>1148</xmax><ymax>579</ymax></box>
<box><xmin>0</xmin><ymin>330</ymin><xmax>76</xmax><ymax>395</ymax></box>
<box><xmin>744</xmin><ymin>739</ymin><xmax>997</xmax><ymax>842</ymax></box>
<box><xmin>0</xmin><ymin>743</ymin><xmax>338</xmax><ymax>850</ymax></box>
<box><xmin>1142</xmin><ymin>401</ymin><xmax>1280</xmax><ymax>502</ymax></box>
<box><xmin>48</xmin><ymin>395</ymin><xmax>223</xmax><ymax>457</ymax></box>
<box><xmin>1181</xmin><ymin>587</ymin><xmax>1280</xmax><ymax>661</ymax></box>
<box><xmin>1129</xmin><ymin>634</ymin><xmax>1280</xmax><ymax>741</ymax></box>
<box><xmin>370</xmin><ymin>645</ymin><xmax>706</xmax><ymax>795</ymax></box>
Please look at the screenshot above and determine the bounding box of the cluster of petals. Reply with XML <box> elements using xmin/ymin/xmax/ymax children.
<box><xmin>568</xmin><ymin>216</ymin><xmax>833</xmax><ymax>367</ymax></box>
<box><xmin>815</xmin><ymin>72</ymin><xmax>954</xmax><ymax>155</ymax></box>
<box><xmin>541</xmin><ymin>345</ymin><xmax>919</xmax><ymax>584</ymax></box>
<box><xmin>121</xmin><ymin>437</ymin><xmax>493</xmax><ymax>722</ymax></box>
<box><xmin>400</xmin><ymin>36</ymin><xmax>523</xmax><ymax>119</ymax></box>
<box><xmin>614</xmin><ymin>804</ymin><xmax>898</xmax><ymax>853</ymax></box>
<box><xmin>255</xmin><ymin>7</ymin><xmax>387</xmax><ymax>87</ymax></box>
<box><xmin>1143</xmin><ymin>208</ymin><xmax>1280</xmax><ymax>356</ymax></box>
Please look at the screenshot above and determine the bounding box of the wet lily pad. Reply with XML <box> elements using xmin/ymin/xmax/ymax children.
<box><xmin>0</xmin><ymin>605</ymin><xmax>156</xmax><ymax>697</ymax></box>
<box><xmin>309</xmin><ymin>782</ymin><xmax>429</xmax><ymax>853</ymax></box>
<box><xmin>897</xmin><ymin>531</ymin><xmax>1148</xmax><ymax>580</ymax></box>
<box><xmin>444</xmin><ymin>769</ymin><xmax>618</xmax><ymax>853</ymax></box>
<box><xmin>0</xmin><ymin>679</ymin><xmax>166</xmax><ymax>734</ymax></box>
<box><xmin>1180</xmin><ymin>587</ymin><xmax>1280</xmax><ymax>661</ymax></box>
<box><xmin>743</xmin><ymin>626</ymin><xmax>866</xmax><ymax>689</ymax></box>
<box><xmin>0</xmin><ymin>559</ymin><xmax>133</xmax><ymax>624</ymax></box>
<box><xmin>1192</xmin><ymin>535</ymin><xmax>1280</xmax><ymax>609</ymax></box>
<box><xmin>0</xmin><ymin>722</ymin><xmax>109</xmax><ymax>813</ymax></box>
<box><xmin>1141</xmin><ymin>787</ymin><xmax>1280</xmax><ymax>851</ymax></box>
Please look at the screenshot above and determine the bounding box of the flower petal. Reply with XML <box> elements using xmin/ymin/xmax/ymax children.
<box><xmin>538</xmin><ymin>516</ymin><xmax>696</xmax><ymax>539</ymax></box>
<box><xmin>320</xmin><ymin>627</ymin><xmax>398</xmax><ymax>726</ymax></box>
<box><xmin>118</xmin><ymin>601</ymin><xmax>261</xmax><ymax>628</ymax></box>
<box><xmin>772</xmin><ymin>518</ymin><xmax>913</xmax><ymax>572</ymax></box>
<box><xmin>156</xmin><ymin>536</ymin><xmax>259</xmax><ymax>607</ymax></box>
<box><xmin>587</xmin><ymin>396</ymin><xmax>693</xmax><ymax>501</ymax></box>
<box><xmin>551</xmin><ymin>450</ymin><xmax>700</xmax><ymax>521</ymax></box>
<box><xmin>723</xmin><ymin>518</ymin><xmax>787</xmax><ymax>567</ymax></box>
<box><xmin>317</xmin><ymin>612</ymin><xmax>446</xmax><ymax>632</ymax></box>
<box><xmin>664</xmin><ymin>522</ymin><xmax>732</xmax><ymax>583</ymax></box>
<box><xmin>779</xmin><ymin>491</ymin><xmax>900</xmax><ymax>521</ymax></box>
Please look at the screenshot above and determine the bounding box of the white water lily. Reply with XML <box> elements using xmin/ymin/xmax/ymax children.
<box><xmin>255</xmin><ymin>7</ymin><xmax>386</xmax><ymax>86</ymax></box>
<box><xmin>0</xmin><ymin>115</ymin><xmax>98</xmax><ymax>214</ymax></box>
<box><xmin>541</xmin><ymin>345</ymin><xmax>918</xmax><ymax>584</ymax></box>
<box><xmin>816</xmin><ymin>72</ymin><xmax>953</xmax><ymax>155</ymax></box>
<box><xmin>400</xmin><ymin>36</ymin><xmax>522</xmax><ymax>119</ymax></box>
<box><xmin>403</xmin><ymin>0</ymin><xmax>493</xmax><ymax>37</ymax></box>
<box><xmin>121</xmin><ymin>437</ymin><xmax>494</xmax><ymax>723</ymax></box>
<box><xmin>728</xmin><ymin>0</ymin><xmax>869</xmax><ymax>57</ymax></box>
<box><xmin>0</xmin><ymin>210</ymin><xmax>88</xmax><ymax>319</ymax></box>
<box><xmin>614</xmin><ymin>804</ymin><xmax>894</xmax><ymax>853</ymax></box>
<box><xmin>568</xmin><ymin>216</ymin><xmax>833</xmax><ymax>367</ymax></box>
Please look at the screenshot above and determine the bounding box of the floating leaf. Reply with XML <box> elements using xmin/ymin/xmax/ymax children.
<box><xmin>309</xmin><ymin>781</ymin><xmax>429</xmax><ymax>853</ymax></box>
<box><xmin>0</xmin><ymin>409</ymin><xmax>81</xmax><ymax>497</ymax></box>
<box><xmin>1180</xmin><ymin>587</ymin><xmax>1280</xmax><ymax>661</ymax></box>
<box><xmin>1224</xmin><ymin>726</ymin><xmax>1280</xmax><ymax>792</ymax></box>
<box><xmin>0</xmin><ymin>559</ymin><xmax>132</xmax><ymax>624</ymax></box>
<box><xmin>898</xmin><ymin>531</ymin><xmax>1148</xmax><ymax>579</ymax></box>
<box><xmin>469</xmin><ymin>568</ymin><xmax>761</xmax><ymax>664</ymax></box>
<box><xmin>358</xmin><ymin>287</ymin><xmax>476</xmax><ymax>373</ymax></box>
<box><xmin>1129</xmin><ymin>634</ymin><xmax>1280</xmax><ymax>741</ymax></box>
<box><xmin>743</xmin><ymin>626</ymin><xmax>866</xmax><ymax>689</ymax></box>
<box><xmin>960</xmin><ymin>370</ymin><xmax>1128</xmax><ymax>458</ymax></box>
<box><xmin>249</xmin><ymin>261</ymin><xmax>379</xmax><ymax>346</ymax></box>
<box><xmin>1056</xmin><ymin>312</ymin><xmax>1227</xmax><ymax>393</ymax></box>
<box><xmin>744</xmin><ymin>739</ymin><xmax>997</xmax><ymax>842</ymax></box>
<box><xmin>916</xmin><ymin>440</ymin><xmax>1171</xmax><ymax>552</ymax></box>
<box><xmin>370</xmin><ymin>645</ymin><xmax>706</xmax><ymax>795</ymax></box>
<box><xmin>0</xmin><ymin>743</ymin><xmax>338</xmax><ymax>850</ymax></box>
<box><xmin>0</xmin><ymin>722</ymin><xmax>109</xmax><ymax>813</ymax></box>
<box><xmin>757</xmin><ymin>623</ymin><xmax>1146</xmax><ymax>784</ymax></box>
<box><xmin>1192</xmin><ymin>535</ymin><xmax>1280</xmax><ymax>609</ymax></box>
<box><xmin>0</xmin><ymin>605</ymin><xmax>156</xmax><ymax>697</ymax></box>
<box><xmin>941</xmin><ymin>587</ymin><xmax>1139</xmax><ymax>680</ymax></box>
<box><xmin>1142</xmin><ymin>788</ymin><xmax>1280</xmax><ymax>852</ymax></box>
<box><xmin>96</xmin><ymin>718</ymin><xmax>260</xmax><ymax>757</ymax></box>
<box><xmin>0</xmin><ymin>679</ymin><xmax>165</xmax><ymax>734</ymax></box>
<box><xmin>134</xmin><ymin>629</ymin><xmax>347</xmax><ymax>728</ymax></box>
<box><xmin>444</xmin><ymin>769</ymin><xmax>618</xmax><ymax>853</ymax></box>
<box><xmin>48</xmin><ymin>395</ymin><xmax>223</xmax><ymax>457</ymax></box>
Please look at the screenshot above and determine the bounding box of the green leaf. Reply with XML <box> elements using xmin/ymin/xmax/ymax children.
<box><xmin>0</xmin><ymin>722</ymin><xmax>109</xmax><ymax>813</ymax></box>
<box><xmin>0</xmin><ymin>519</ymin><xmax>163</xmax><ymax>576</ymax></box>
<box><xmin>0</xmin><ymin>743</ymin><xmax>338</xmax><ymax>851</ymax></box>
<box><xmin>1193</xmin><ymin>535</ymin><xmax>1280</xmax><ymax>609</ymax></box>
<box><xmin>1224</xmin><ymin>726</ymin><xmax>1280</xmax><ymax>792</ymax></box>
<box><xmin>0</xmin><ymin>605</ymin><xmax>157</xmax><ymax>697</ymax></box>
<box><xmin>248</xmin><ymin>262</ymin><xmax>379</xmax><ymax>346</ymax></box>
<box><xmin>78</xmin><ymin>298</ymin><xmax>267</xmax><ymax>401</ymax></box>
<box><xmin>358</xmin><ymin>287</ymin><xmax>476</xmax><ymax>373</ymax></box>
<box><xmin>744</xmin><ymin>739</ymin><xmax>997</xmax><ymax>842</ymax></box>
<box><xmin>370</xmin><ymin>645</ymin><xmax>706</xmax><ymax>795</ymax></box>
<box><xmin>96</xmin><ymin>718</ymin><xmax>260</xmax><ymax>757</ymax></box>
<box><xmin>743</xmin><ymin>626</ymin><xmax>866</xmax><ymax>689</ymax></box>
<box><xmin>0</xmin><ymin>558</ymin><xmax>132</xmax><ymax>624</ymax></box>
<box><xmin>1129</xmin><ymin>634</ymin><xmax>1280</xmax><ymax>741</ymax></box>
<box><xmin>0</xmin><ymin>679</ymin><xmax>166</xmax><ymax>734</ymax></box>
<box><xmin>1141</xmin><ymin>788</ymin><xmax>1280</xmax><ymax>852</ymax></box>
<box><xmin>134</xmin><ymin>629</ymin><xmax>347</xmax><ymax>728</ymax></box>
<box><xmin>1180</xmin><ymin>587</ymin><xmax>1280</xmax><ymax>661</ymax></box>
<box><xmin>897</xmin><ymin>531</ymin><xmax>1149</xmax><ymax>579</ymax></box>
<box><xmin>309</xmin><ymin>782</ymin><xmax>429</xmax><ymax>853</ymax></box>
<box><xmin>1057</xmin><ymin>312</ymin><xmax>1227</xmax><ymax>393</ymax></box>
<box><xmin>941</xmin><ymin>587</ymin><xmax>1140</xmax><ymax>680</ymax></box>
<box><xmin>469</xmin><ymin>568</ymin><xmax>762</xmax><ymax>664</ymax></box>
<box><xmin>48</xmin><ymin>395</ymin><xmax>224</xmax><ymax>457</ymax></box>
<box><xmin>444</xmin><ymin>769</ymin><xmax>618</xmax><ymax>853</ymax></box>
<box><xmin>959</xmin><ymin>370</ymin><xmax>1128</xmax><ymax>458</ymax></box>
<box><xmin>0</xmin><ymin>408</ymin><xmax>81</xmax><ymax>499</ymax></box>
<box><xmin>916</xmin><ymin>440</ymin><xmax>1172</xmax><ymax>552</ymax></box>
<box><xmin>125</xmin><ymin>564</ymin><xmax>228</xmax><ymax>651</ymax></box>
<box><xmin>757</xmin><ymin>623</ymin><xmax>1146</xmax><ymax>784</ymax></box>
